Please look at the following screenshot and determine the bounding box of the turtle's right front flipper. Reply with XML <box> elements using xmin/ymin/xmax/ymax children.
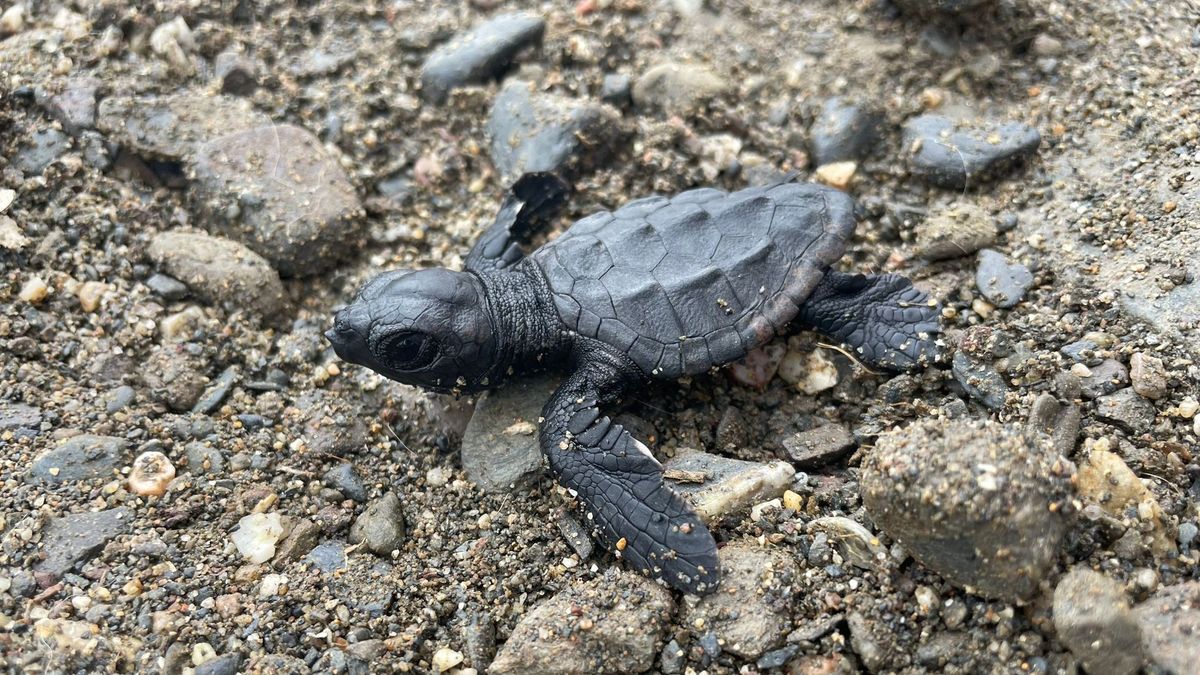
<box><xmin>540</xmin><ymin>345</ymin><xmax>720</xmax><ymax>594</ymax></box>
<box><xmin>465</xmin><ymin>172</ymin><xmax>570</xmax><ymax>273</ymax></box>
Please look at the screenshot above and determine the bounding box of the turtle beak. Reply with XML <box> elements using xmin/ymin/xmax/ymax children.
<box><xmin>325</xmin><ymin>303</ymin><xmax>372</xmax><ymax>367</ymax></box>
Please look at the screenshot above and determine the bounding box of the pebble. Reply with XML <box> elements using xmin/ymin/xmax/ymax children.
<box><xmin>322</xmin><ymin>463</ymin><xmax>368</xmax><ymax>502</ymax></box>
<box><xmin>296</xmin><ymin>390</ymin><xmax>368</xmax><ymax>457</ymax></box>
<box><xmin>127</xmin><ymin>451</ymin><xmax>176</xmax><ymax>497</ymax></box>
<box><xmin>258</xmin><ymin>573</ymin><xmax>287</xmax><ymax>597</ymax></box>
<box><xmin>273</xmin><ymin>517</ymin><xmax>321</xmax><ymax>564</ymax></box>
<box><xmin>1080</xmin><ymin>359</ymin><xmax>1129</xmax><ymax>399</ymax></box>
<box><xmin>29</xmin><ymin>434</ymin><xmax>129</xmax><ymax>484</ymax></box>
<box><xmin>35</xmin><ymin>508</ymin><xmax>131</xmax><ymax>577</ymax></box>
<box><xmin>231</xmin><ymin>512</ymin><xmax>285</xmax><ymax>564</ymax></box>
<box><xmin>195</xmin><ymin>654</ymin><xmax>241</xmax><ymax>675</ymax></box>
<box><xmin>861</xmin><ymin>418</ymin><xmax>1072</xmax><ymax>602</ymax></box>
<box><xmin>141</xmin><ymin>346</ymin><xmax>209</xmax><ymax>412</ymax></box>
<box><xmin>214</xmin><ymin>49</ymin><xmax>259</xmax><ymax>96</ymax></box>
<box><xmin>147</xmin><ymin>231</ymin><xmax>285</xmax><ymax>317</ymax></box>
<box><xmin>76</xmin><ymin>281</ymin><xmax>106</xmax><ymax>313</ymax></box>
<box><xmin>15</xmin><ymin>129</ymin><xmax>70</xmax><ymax>175</ymax></box>
<box><xmin>1025</xmin><ymin>393</ymin><xmax>1081</xmax><ymax>457</ymax></box>
<box><xmin>431</xmin><ymin>647</ymin><xmax>464</xmax><ymax>672</ymax></box>
<box><xmin>914</xmin><ymin>203</ymin><xmax>996</xmax><ymax>261</ymax></box>
<box><xmin>1095</xmin><ymin>388</ymin><xmax>1156</xmax><ymax>434</ymax></box>
<box><xmin>305</xmin><ymin>541</ymin><xmax>347</xmax><ymax>573</ymax></box>
<box><xmin>460</xmin><ymin>374</ymin><xmax>555</xmax><ymax>492</ymax></box>
<box><xmin>813</xmin><ymin>161</ymin><xmax>857</xmax><ymax>190</ymax></box>
<box><xmin>555</xmin><ymin>508</ymin><xmax>594</xmax><ymax>560</ymax></box>
<box><xmin>1179</xmin><ymin>522</ymin><xmax>1198</xmax><ymax>550</ymax></box>
<box><xmin>632</xmin><ymin>62</ymin><xmax>728</xmax><ymax>112</ymax></box>
<box><xmin>782</xmin><ymin>424</ymin><xmax>856</xmax><ymax>469</ymax></box>
<box><xmin>847</xmin><ymin>611</ymin><xmax>899</xmax><ymax>672</ymax></box>
<box><xmin>0</xmin><ymin>4</ymin><xmax>24</xmax><ymax>34</ymax></box>
<box><xmin>975</xmin><ymin>249</ymin><xmax>1033</xmax><ymax>308</ymax></box>
<box><xmin>599</xmin><ymin>73</ymin><xmax>632</xmax><ymax>108</ymax></box>
<box><xmin>191</xmin><ymin>124</ymin><xmax>364</xmax><ymax>276</ymax></box>
<box><xmin>192</xmin><ymin>367</ymin><xmax>238</xmax><ymax>415</ymax></box>
<box><xmin>96</xmin><ymin>93</ymin><xmax>269</xmax><ymax>162</ymax></box>
<box><xmin>1075</xmin><ymin>448</ymin><xmax>1174</xmax><ymax>556</ymax></box>
<box><xmin>489</xmin><ymin>570</ymin><xmax>672</xmax><ymax>674</ymax></box>
<box><xmin>809</xmin><ymin>97</ymin><xmax>882</xmax><ymax>165</ymax></box>
<box><xmin>729</xmin><ymin>343</ymin><xmax>786</xmax><ymax>389</ymax></box>
<box><xmin>1129</xmin><ymin>352</ymin><xmax>1168</xmax><ymax>399</ymax></box>
<box><xmin>184</xmin><ymin>442</ymin><xmax>225</xmax><ymax>475</ymax></box>
<box><xmin>1133</xmin><ymin>582</ymin><xmax>1200</xmax><ymax>674</ymax></box>
<box><xmin>951</xmin><ymin>352</ymin><xmax>1007</xmax><ymax>409</ymax></box>
<box><xmin>37</xmin><ymin>77</ymin><xmax>100</xmax><ymax>136</ymax></box>
<box><xmin>349</xmin><ymin>493</ymin><xmax>406</xmax><ymax>557</ymax></box>
<box><xmin>145</xmin><ymin>273</ymin><xmax>189</xmax><ymax>301</ymax></box>
<box><xmin>808</xmin><ymin>516</ymin><xmax>887</xmax><ymax>570</ymax></box>
<box><xmin>777</xmin><ymin>347</ymin><xmax>840</xmax><ymax>394</ymax></box>
<box><xmin>487</xmin><ymin>80</ymin><xmax>625</xmax><ymax>180</ymax></box>
<box><xmin>664</xmin><ymin>449</ymin><xmax>795</xmax><ymax>522</ymax></box>
<box><xmin>19</xmin><ymin>277</ymin><xmax>49</xmax><ymax>304</ymax></box>
<box><xmin>1052</xmin><ymin>568</ymin><xmax>1144</xmax><ymax>675</ymax></box>
<box><xmin>660</xmin><ymin>640</ymin><xmax>685</xmax><ymax>674</ymax></box>
<box><xmin>420</xmin><ymin>12</ymin><xmax>546</xmax><ymax>103</ymax></box>
<box><xmin>903</xmin><ymin>114</ymin><xmax>1041</xmax><ymax>190</ymax></box>
<box><xmin>0</xmin><ymin>400</ymin><xmax>42</xmax><ymax>432</ymax></box>
<box><xmin>150</xmin><ymin>16</ymin><xmax>195</xmax><ymax>73</ymax></box>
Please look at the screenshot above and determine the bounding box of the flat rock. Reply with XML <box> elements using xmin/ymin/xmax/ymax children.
<box><xmin>809</xmin><ymin>97</ymin><xmax>883</xmax><ymax>166</ymax></box>
<box><xmin>1095</xmin><ymin>387</ymin><xmax>1155</xmax><ymax>434</ymax></box>
<box><xmin>306</xmin><ymin>540</ymin><xmax>347</xmax><ymax>574</ymax></box>
<box><xmin>664</xmin><ymin>449</ymin><xmax>795</xmax><ymax>522</ymax></box>
<box><xmin>903</xmin><ymin>114</ymin><xmax>1041</xmax><ymax>190</ymax></box>
<box><xmin>1133</xmin><ymin>582</ymin><xmax>1200</xmax><ymax>674</ymax></box>
<box><xmin>1053</xmin><ymin>568</ymin><xmax>1143</xmax><ymax>675</ymax></box>
<box><xmin>487</xmin><ymin>80</ymin><xmax>625</xmax><ymax>180</ymax></box>
<box><xmin>975</xmin><ymin>249</ymin><xmax>1033</xmax><ymax>308</ymax></box>
<box><xmin>35</xmin><ymin>507</ymin><xmax>131</xmax><ymax>577</ymax></box>
<box><xmin>632</xmin><ymin>62</ymin><xmax>728</xmax><ymax>112</ymax></box>
<box><xmin>782</xmin><ymin>424</ymin><xmax>856</xmax><ymax>469</ymax></box>
<box><xmin>322</xmin><ymin>462</ymin><xmax>367</xmax><ymax>502</ymax></box>
<box><xmin>861</xmin><ymin>418</ymin><xmax>1073</xmax><ymax>602</ymax></box>
<box><xmin>1129</xmin><ymin>352</ymin><xmax>1168</xmax><ymax>400</ymax></box>
<box><xmin>682</xmin><ymin>541</ymin><xmax>798</xmax><ymax>659</ymax></box>
<box><xmin>15</xmin><ymin>129</ymin><xmax>70</xmax><ymax>175</ymax></box>
<box><xmin>914</xmin><ymin>203</ymin><xmax>996</xmax><ymax>261</ymax></box>
<box><xmin>349</xmin><ymin>493</ymin><xmax>406</xmax><ymax>557</ymax></box>
<box><xmin>1080</xmin><ymin>359</ymin><xmax>1129</xmax><ymax>399</ymax></box>
<box><xmin>295</xmin><ymin>390</ymin><xmax>368</xmax><ymax>457</ymax></box>
<box><xmin>97</xmin><ymin>93</ymin><xmax>269</xmax><ymax>162</ymax></box>
<box><xmin>490</xmin><ymin>569</ymin><xmax>672</xmax><ymax>675</ymax></box>
<box><xmin>0</xmin><ymin>400</ymin><xmax>41</xmax><ymax>432</ymax></box>
<box><xmin>460</xmin><ymin>374</ymin><xmax>556</xmax><ymax>493</ymax></box>
<box><xmin>420</xmin><ymin>12</ymin><xmax>545</xmax><ymax>103</ymax></box>
<box><xmin>147</xmin><ymin>231</ymin><xmax>284</xmax><ymax>317</ymax></box>
<box><xmin>191</xmin><ymin>124</ymin><xmax>364</xmax><ymax>276</ymax></box>
<box><xmin>37</xmin><ymin>76</ymin><xmax>100</xmax><ymax>135</ymax></box>
<box><xmin>951</xmin><ymin>352</ymin><xmax>1007</xmax><ymax>409</ymax></box>
<box><xmin>1025</xmin><ymin>393</ymin><xmax>1081</xmax><ymax>457</ymax></box>
<box><xmin>29</xmin><ymin>434</ymin><xmax>129</xmax><ymax>484</ymax></box>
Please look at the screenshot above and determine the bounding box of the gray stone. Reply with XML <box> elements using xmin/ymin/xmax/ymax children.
<box><xmin>487</xmin><ymin>80</ymin><xmax>625</xmax><ymax>181</ymax></box>
<box><xmin>184</xmin><ymin>441</ymin><xmax>225</xmax><ymax>474</ymax></box>
<box><xmin>903</xmin><ymin>114</ymin><xmax>1041</xmax><ymax>190</ymax></box>
<box><xmin>38</xmin><ymin>77</ymin><xmax>100</xmax><ymax>135</ymax></box>
<box><xmin>191</xmin><ymin>124</ymin><xmax>364</xmax><ymax>276</ymax></box>
<box><xmin>306</xmin><ymin>540</ymin><xmax>347</xmax><ymax>573</ymax></box>
<box><xmin>97</xmin><ymin>93</ymin><xmax>270</xmax><ymax>162</ymax></box>
<box><xmin>145</xmin><ymin>273</ymin><xmax>189</xmax><ymax>300</ymax></box>
<box><xmin>420</xmin><ymin>13</ymin><xmax>546</xmax><ymax>103</ymax></box>
<box><xmin>1179</xmin><ymin>522</ymin><xmax>1198</xmax><ymax>550</ymax></box>
<box><xmin>847</xmin><ymin>611</ymin><xmax>901</xmax><ymax>673</ymax></box>
<box><xmin>323</xmin><ymin>463</ymin><xmax>368</xmax><ymax>502</ymax></box>
<box><xmin>141</xmin><ymin>346</ymin><xmax>209</xmax><ymax>412</ymax></box>
<box><xmin>1095</xmin><ymin>387</ymin><xmax>1156</xmax><ymax>434</ymax></box>
<box><xmin>632</xmin><ymin>62</ymin><xmax>728</xmax><ymax>112</ymax></box>
<box><xmin>147</xmin><ymin>231</ymin><xmax>285</xmax><ymax>317</ymax></box>
<box><xmin>274</xmin><ymin>517</ymin><xmax>321</xmax><ymax>564</ymax></box>
<box><xmin>29</xmin><ymin>434</ymin><xmax>129</xmax><ymax>484</ymax></box>
<box><xmin>807</xmin><ymin>516</ymin><xmax>888</xmax><ymax>570</ymax></box>
<box><xmin>297</xmin><ymin>390</ymin><xmax>368</xmax><ymax>457</ymax></box>
<box><xmin>349</xmin><ymin>493</ymin><xmax>406</xmax><ymax>557</ymax></box>
<box><xmin>0</xmin><ymin>400</ymin><xmax>41</xmax><ymax>432</ymax></box>
<box><xmin>809</xmin><ymin>97</ymin><xmax>883</xmax><ymax>166</ymax></box>
<box><xmin>599</xmin><ymin>73</ymin><xmax>632</xmax><ymax>108</ymax></box>
<box><xmin>1061</xmin><ymin>339</ymin><xmax>1100</xmax><ymax>363</ymax></box>
<box><xmin>460</xmin><ymin>374</ymin><xmax>555</xmax><ymax>492</ymax></box>
<box><xmin>35</xmin><ymin>507</ymin><xmax>131</xmax><ymax>577</ymax></box>
<box><xmin>1132</xmin><ymin>582</ymin><xmax>1200</xmax><ymax>674</ymax></box>
<box><xmin>15</xmin><ymin>129</ymin><xmax>70</xmax><ymax>175</ymax></box>
<box><xmin>192</xmin><ymin>366</ymin><xmax>238</xmax><ymax>415</ymax></box>
<box><xmin>555</xmin><ymin>508</ymin><xmax>593</xmax><ymax>560</ymax></box>
<box><xmin>490</xmin><ymin>570</ymin><xmax>672</xmax><ymax>675</ymax></box>
<box><xmin>1080</xmin><ymin>359</ymin><xmax>1129</xmax><ymax>399</ymax></box>
<box><xmin>660</xmin><ymin>640</ymin><xmax>685</xmax><ymax>674</ymax></box>
<box><xmin>951</xmin><ymin>352</ymin><xmax>1007</xmax><ymax>409</ymax></box>
<box><xmin>1129</xmin><ymin>352</ymin><xmax>1169</xmax><ymax>400</ymax></box>
<box><xmin>862</xmin><ymin>418</ymin><xmax>1072</xmax><ymax>602</ymax></box>
<box><xmin>782</xmin><ymin>424</ymin><xmax>856</xmax><ymax>469</ymax></box>
<box><xmin>1025</xmin><ymin>393</ymin><xmax>1081</xmax><ymax>457</ymax></box>
<box><xmin>975</xmin><ymin>249</ymin><xmax>1033</xmax><ymax>308</ymax></box>
<box><xmin>105</xmin><ymin>386</ymin><xmax>136</xmax><ymax>414</ymax></box>
<box><xmin>1053</xmin><ymin>568</ymin><xmax>1143</xmax><ymax>675</ymax></box>
<box><xmin>664</xmin><ymin>449</ymin><xmax>795</xmax><ymax>522</ymax></box>
<box><xmin>914</xmin><ymin>203</ymin><xmax>997</xmax><ymax>261</ymax></box>
<box><xmin>195</xmin><ymin>654</ymin><xmax>242</xmax><ymax>675</ymax></box>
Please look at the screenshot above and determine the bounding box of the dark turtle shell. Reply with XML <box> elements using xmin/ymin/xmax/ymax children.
<box><xmin>531</xmin><ymin>181</ymin><xmax>857</xmax><ymax>379</ymax></box>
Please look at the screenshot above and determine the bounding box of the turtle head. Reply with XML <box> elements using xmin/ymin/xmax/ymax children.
<box><xmin>325</xmin><ymin>268</ymin><xmax>497</xmax><ymax>394</ymax></box>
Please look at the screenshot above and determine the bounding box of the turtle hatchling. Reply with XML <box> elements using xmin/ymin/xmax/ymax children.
<box><xmin>326</xmin><ymin>173</ymin><xmax>941</xmax><ymax>594</ymax></box>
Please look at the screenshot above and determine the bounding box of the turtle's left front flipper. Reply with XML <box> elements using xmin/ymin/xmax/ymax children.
<box><xmin>796</xmin><ymin>270</ymin><xmax>942</xmax><ymax>371</ymax></box>
<box><xmin>540</xmin><ymin>345</ymin><xmax>720</xmax><ymax>594</ymax></box>
<box><xmin>465</xmin><ymin>172</ymin><xmax>570</xmax><ymax>273</ymax></box>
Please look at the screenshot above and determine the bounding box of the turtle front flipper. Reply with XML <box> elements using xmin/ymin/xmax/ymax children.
<box><xmin>796</xmin><ymin>270</ymin><xmax>942</xmax><ymax>371</ymax></box>
<box><xmin>540</xmin><ymin>343</ymin><xmax>720</xmax><ymax>594</ymax></box>
<box><xmin>465</xmin><ymin>172</ymin><xmax>570</xmax><ymax>273</ymax></box>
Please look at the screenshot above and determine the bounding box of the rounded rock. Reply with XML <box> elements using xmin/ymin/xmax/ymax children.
<box><xmin>128</xmin><ymin>450</ymin><xmax>176</xmax><ymax>497</ymax></box>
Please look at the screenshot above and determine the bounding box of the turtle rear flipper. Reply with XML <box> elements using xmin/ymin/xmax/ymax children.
<box><xmin>797</xmin><ymin>271</ymin><xmax>942</xmax><ymax>371</ymax></box>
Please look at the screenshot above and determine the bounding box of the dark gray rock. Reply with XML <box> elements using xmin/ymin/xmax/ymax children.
<box><xmin>782</xmin><ymin>424</ymin><xmax>856</xmax><ymax>469</ymax></box>
<box><xmin>184</xmin><ymin>441</ymin><xmax>225</xmax><ymax>474</ymax></box>
<box><xmin>632</xmin><ymin>62</ymin><xmax>728</xmax><ymax>112</ymax></box>
<box><xmin>903</xmin><ymin>114</ymin><xmax>1041</xmax><ymax>189</ymax></box>
<box><xmin>323</xmin><ymin>463</ymin><xmax>368</xmax><ymax>502</ymax></box>
<box><xmin>215</xmin><ymin>50</ymin><xmax>259</xmax><ymax>96</ymax></box>
<box><xmin>145</xmin><ymin>273</ymin><xmax>189</xmax><ymax>300</ymax></box>
<box><xmin>460</xmin><ymin>374</ymin><xmax>555</xmax><ymax>492</ymax></box>
<box><xmin>975</xmin><ymin>249</ymin><xmax>1033</xmax><ymax>308</ymax></box>
<box><xmin>862</xmin><ymin>418</ymin><xmax>1072</xmax><ymax>602</ymax></box>
<box><xmin>306</xmin><ymin>540</ymin><xmax>347</xmax><ymax>573</ymax></box>
<box><xmin>349</xmin><ymin>493</ymin><xmax>406</xmax><ymax>557</ymax></box>
<box><xmin>489</xmin><ymin>570</ymin><xmax>672</xmax><ymax>674</ymax></box>
<box><xmin>192</xmin><ymin>366</ymin><xmax>238</xmax><ymax>415</ymax></box>
<box><xmin>809</xmin><ymin>97</ymin><xmax>883</xmax><ymax>166</ymax></box>
<box><xmin>1080</xmin><ymin>359</ymin><xmax>1130</xmax><ymax>399</ymax></box>
<box><xmin>951</xmin><ymin>352</ymin><xmax>1007</xmax><ymax>409</ymax></box>
<box><xmin>104</xmin><ymin>386</ymin><xmax>136</xmax><ymax>414</ymax></box>
<box><xmin>600</xmin><ymin>73</ymin><xmax>632</xmax><ymax>108</ymax></box>
<box><xmin>191</xmin><ymin>124</ymin><xmax>364</xmax><ymax>277</ymax></box>
<box><xmin>38</xmin><ymin>77</ymin><xmax>100</xmax><ymax>135</ymax></box>
<box><xmin>683</xmin><ymin>541</ymin><xmax>798</xmax><ymax>658</ymax></box>
<box><xmin>1133</xmin><ymin>582</ymin><xmax>1200</xmax><ymax>674</ymax></box>
<box><xmin>847</xmin><ymin>610</ymin><xmax>900</xmax><ymax>673</ymax></box>
<box><xmin>15</xmin><ymin>129</ymin><xmax>70</xmax><ymax>175</ymax></box>
<box><xmin>420</xmin><ymin>13</ymin><xmax>546</xmax><ymax>103</ymax></box>
<box><xmin>35</xmin><ymin>507</ymin><xmax>131</xmax><ymax>577</ymax></box>
<box><xmin>660</xmin><ymin>640</ymin><xmax>685</xmax><ymax>674</ymax></box>
<box><xmin>1095</xmin><ymin>387</ymin><xmax>1156</xmax><ymax>434</ymax></box>
<box><xmin>1060</xmin><ymin>338</ymin><xmax>1100</xmax><ymax>363</ymax></box>
<box><xmin>30</xmin><ymin>434</ymin><xmax>129</xmax><ymax>484</ymax></box>
<box><xmin>555</xmin><ymin>508</ymin><xmax>594</xmax><ymax>560</ymax></box>
<box><xmin>1053</xmin><ymin>568</ymin><xmax>1144</xmax><ymax>675</ymax></box>
<box><xmin>195</xmin><ymin>654</ymin><xmax>242</xmax><ymax>675</ymax></box>
<box><xmin>0</xmin><ymin>400</ymin><xmax>41</xmax><ymax>432</ymax></box>
<box><xmin>757</xmin><ymin>645</ymin><xmax>800</xmax><ymax>670</ymax></box>
<box><xmin>487</xmin><ymin>80</ymin><xmax>625</xmax><ymax>180</ymax></box>
<box><xmin>147</xmin><ymin>231</ymin><xmax>285</xmax><ymax>317</ymax></box>
<box><xmin>1026</xmin><ymin>393</ymin><xmax>1081</xmax><ymax>457</ymax></box>
<box><xmin>96</xmin><ymin>93</ymin><xmax>270</xmax><ymax>162</ymax></box>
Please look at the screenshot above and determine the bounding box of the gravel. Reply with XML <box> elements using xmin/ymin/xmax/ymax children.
<box><xmin>420</xmin><ymin>12</ymin><xmax>546</xmax><ymax>103</ymax></box>
<box><xmin>809</xmin><ymin>97</ymin><xmax>882</xmax><ymax>166</ymax></box>
<box><xmin>1052</xmin><ymin>568</ymin><xmax>1144</xmax><ymax>675</ymax></box>
<box><xmin>459</xmin><ymin>374</ymin><xmax>554</xmax><ymax>492</ymax></box>
<box><xmin>348</xmin><ymin>493</ymin><xmax>406</xmax><ymax>557</ymax></box>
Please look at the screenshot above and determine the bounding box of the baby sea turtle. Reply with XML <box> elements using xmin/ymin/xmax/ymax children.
<box><xmin>326</xmin><ymin>173</ymin><xmax>940</xmax><ymax>594</ymax></box>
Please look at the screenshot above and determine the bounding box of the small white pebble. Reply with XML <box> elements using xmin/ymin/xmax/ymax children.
<box><xmin>431</xmin><ymin>647</ymin><xmax>464</xmax><ymax>673</ymax></box>
<box><xmin>258</xmin><ymin>573</ymin><xmax>287</xmax><ymax>597</ymax></box>
<box><xmin>1070</xmin><ymin>363</ymin><xmax>1092</xmax><ymax>378</ymax></box>
<box><xmin>128</xmin><ymin>451</ymin><xmax>176</xmax><ymax>497</ymax></box>
<box><xmin>191</xmin><ymin>642</ymin><xmax>216</xmax><ymax>667</ymax></box>
<box><xmin>425</xmin><ymin>467</ymin><xmax>448</xmax><ymax>487</ymax></box>
<box><xmin>77</xmin><ymin>281</ymin><xmax>107</xmax><ymax>313</ymax></box>
<box><xmin>231</xmin><ymin>513</ymin><xmax>284</xmax><ymax>563</ymax></box>
<box><xmin>19</xmin><ymin>277</ymin><xmax>48</xmax><ymax>304</ymax></box>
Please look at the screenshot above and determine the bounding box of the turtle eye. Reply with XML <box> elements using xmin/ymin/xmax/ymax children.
<box><xmin>376</xmin><ymin>331</ymin><xmax>437</xmax><ymax>370</ymax></box>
